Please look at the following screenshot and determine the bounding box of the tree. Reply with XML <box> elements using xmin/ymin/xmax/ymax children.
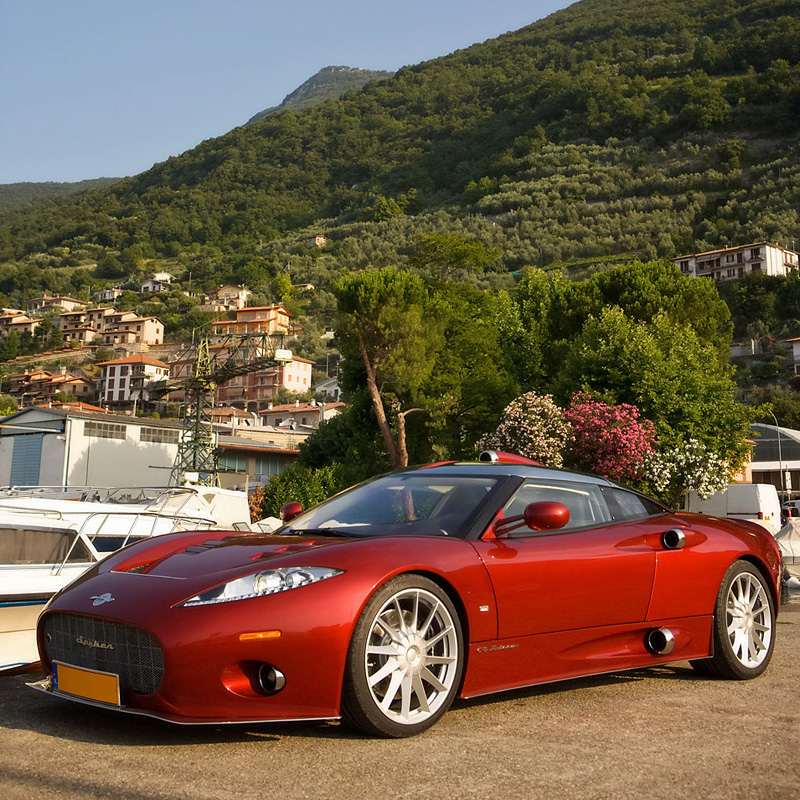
<box><xmin>555</xmin><ymin>308</ymin><xmax>754</xmax><ymax>474</ymax></box>
<box><xmin>412</xmin><ymin>283</ymin><xmax>519</xmax><ymax>461</ymax></box>
<box><xmin>408</xmin><ymin>233</ymin><xmax>502</xmax><ymax>282</ymax></box>
<box><xmin>334</xmin><ymin>269</ymin><xmax>444</xmax><ymax>467</ymax></box>
<box><xmin>0</xmin><ymin>393</ymin><xmax>18</xmax><ymax>415</ymax></box>
<box><xmin>476</xmin><ymin>392</ymin><xmax>571</xmax><ymax>467</ymax></box>
<box><xmin>643</xmin><ymin>439</ymin><xmax>731</xmax><ymax>509</ymax></box>
<box><xmin>564</xmin><ymin>392</ymin><xmax>656</xmax><ymax>482</ymax></box>
<box><xmin>260</xmin><ymin>464</ymin><xmax>356</xmax><ymax>518</ymax></box>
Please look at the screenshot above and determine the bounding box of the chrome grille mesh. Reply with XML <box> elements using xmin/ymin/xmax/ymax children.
<box><xmin>43</xmin><ymin>613</ymin><xmax>164</xmax><ymax>695</ymax></box>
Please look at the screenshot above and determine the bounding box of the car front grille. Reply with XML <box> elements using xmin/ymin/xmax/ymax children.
<box><xmin>43</xmin><ymin>612</ymin><xmax>164</xmax><ymax>695</ymax></box>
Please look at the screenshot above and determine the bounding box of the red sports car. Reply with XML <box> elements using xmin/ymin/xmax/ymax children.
<box><xmin>30</xmin><ymin>452</ymin><xmax>782</xmax><ymax>738</ymax></box>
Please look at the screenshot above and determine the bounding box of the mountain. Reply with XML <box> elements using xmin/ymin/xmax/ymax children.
<box><xmin>0</xmin><ymin>0</ymin><xmax>798</xmax><ymax>308</ymax></box>
<box><xmin>246</xmin><ymin>66</ymin><xmax>395</xmax><ymax>124</ymax></box>
<box><xmin>0</xmin><ymin>178</ymin><xmax>122</xmax><ymax>209</ymax></box>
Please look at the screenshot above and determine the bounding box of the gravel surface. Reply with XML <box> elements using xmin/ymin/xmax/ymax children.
<box><xmin>1</xmin><ymin>587</ymin><xmax>798</xmax><ymax>800</ymax></box>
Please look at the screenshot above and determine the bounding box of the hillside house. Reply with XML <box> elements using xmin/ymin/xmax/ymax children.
<box><xmin>673</xmin><ymin>242</ymin><xmax>799</xmax><ymax>283</ymax></box>
<box><xmin>93</xmin><ymin>287</ymin><xmax>123</xmax><ymax>302</ymax></box>
<box><xmin>9</xmin><ymin>368</ymin><xmax>95</xmax><ymax>406</ymax></box>
<box><xmin>26</xmin><ymin>294</ymin><xmax>86</xmax><ymax>314</ymax></box>
<box><xmin>259</xmin><ymin>400</ymin><xmax>345</xmax><ymax>429</ymax></box>
<box><xmin>61</xmin><ymin>325</ymin><xmax>99</xmax><ymax>345</ymax></box>
<box><xmin>203</xmin><ymin>284</ymin><xmax>251</xmax><ymax>310</ymax></box>
<box><xmin>99</xmin><ymin>315</ymin><xmax>165</xmax><ymax>346</ymax></box>
<box><xmin>0</xmin><ymin>312</ymin><xmax>37</xmax><ymax>339</ymax></box>
<box><xmin>210</xmin><ymin>305</ymin><xmax>292</xmax><ymax>336</ymax></box>
<box><xmin>214</xmin><ymin>357</ymin><xmax>314</xmax><ymax>408</ymax></box>
<box><xmin>97</xmin><ymin>354</ymin><xmax>170</xmax><ymax>405</ymax></box>
<box><xmin>140</xmin><ymin>272</ymin><xmax>174</xmax><ymax>294</ymax></box>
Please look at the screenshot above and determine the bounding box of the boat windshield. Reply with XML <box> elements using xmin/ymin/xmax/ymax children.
<box><xmin>283</xmin><ymin>474</ymin><xmax>498</xmax><ymax>539</ymax></box>
<box><xmin>0</xmin><ymin>526</ymin><xmax>92</xmax><ymax>564</ymax></box>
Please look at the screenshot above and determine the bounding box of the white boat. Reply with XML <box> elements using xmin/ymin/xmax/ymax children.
<box><xmin>0</xmin><ymin>484</ymin><xmax>253</xmax><ymax>671</ymax></box>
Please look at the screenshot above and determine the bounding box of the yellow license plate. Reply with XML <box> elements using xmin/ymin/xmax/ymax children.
<box><xmin>54</xmin><ymin>661</ymin><xmax>120</xmax><ymax>705</ymax></box>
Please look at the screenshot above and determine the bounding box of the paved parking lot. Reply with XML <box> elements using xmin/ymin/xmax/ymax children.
<box><xmin>2</xmin><ymin>587</ymin><xmax>798</xmax><ymax>800</ymax></box>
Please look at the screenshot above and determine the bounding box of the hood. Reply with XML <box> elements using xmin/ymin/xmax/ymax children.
<box><xmin>135</xmin><ymin>533</ymin><xmax>355</xmax><ymax>580</ymax></box>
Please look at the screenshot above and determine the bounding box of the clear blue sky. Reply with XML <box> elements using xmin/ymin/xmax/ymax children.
<box><xmin>0</xmin><ymin>0</ymin><xmax>572</xmax><ymax>184</ymax></box>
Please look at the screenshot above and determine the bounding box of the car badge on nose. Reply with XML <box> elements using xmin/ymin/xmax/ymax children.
<box><xmin>90</xmin><ymin>593</ymin><xmax>115</xmax><ymax>606</ymax></box>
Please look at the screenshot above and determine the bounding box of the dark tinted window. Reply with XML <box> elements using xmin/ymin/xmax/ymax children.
<box><xmin>501</xmin><ymin>479</ymin><xmax>610</xmax><ymax>535</ymax></box>
<box><xmin>601</xmin><ymin>487</ymin><xmax>666</xmax><ymax>521</ymax></box>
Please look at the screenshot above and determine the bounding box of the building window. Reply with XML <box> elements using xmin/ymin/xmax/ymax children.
<box><xmin>218</xmin><ymin>452</ymin><xmax>248</xmax><ymax>472</ymax></box>
<box><xmin>84</xmin><ymin>421</ymin><xmax>126</xmax><ymax>440</ymax></box>
<box><xmin>139</xmin><ymin>427</ymin><xmax>180</xmax><ymax>444</ymax></box>
<box><xmin>752</xmin><ymin>263</ymin><xmax>762</xmax><ymax>271</ymax></box>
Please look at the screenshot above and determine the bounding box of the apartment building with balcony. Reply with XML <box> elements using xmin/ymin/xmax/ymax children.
<box><xmin>673</xmin><ymin>241</ymin><xmax>799</xmax><ymax>283</ymax></box>
<box><xmin>96</xmin><ymin>354</ymin><xmax>170</xmax><ymax>406</ymax></box>
<box><xmin>26</xmin><ymin>294</ymin><xmax>86</xmax><ymax>314</ymax></box>
<box><xmin>210</xmin><ymin>305</ymin><xmax>292</xmax><ymax>336</ymax></box>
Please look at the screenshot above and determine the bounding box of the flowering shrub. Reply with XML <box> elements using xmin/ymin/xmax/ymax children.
<box><xmin>476</xmin><ymin>392</ymin><xmax>571</xmax><ymax>467</ymax></box>
<box><xmin>564</xmin><ymin>392</ymin><xmax>656</xmax><ymax>482</ymax></box>
<box><xmin>643</xmin><ymin>438</ymin><xmax>731</xmax><ymax>509</ymax></box>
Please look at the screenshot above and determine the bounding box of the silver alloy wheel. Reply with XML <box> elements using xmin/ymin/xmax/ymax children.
<box><xmin>726</xmin><ymin>570</ymin><xmax>773</xmax><ymax>668</ymax></box>
<box><xmin>364</xmin><ymin>587</ymin><xmax>459</xmax><ymax>726</ymax></box>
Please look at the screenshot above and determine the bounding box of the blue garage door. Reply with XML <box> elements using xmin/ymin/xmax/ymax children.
<box><xmin>10</xmin><ymin>434</ymin><xmax>44</xmax><ymax>486</ymax></box>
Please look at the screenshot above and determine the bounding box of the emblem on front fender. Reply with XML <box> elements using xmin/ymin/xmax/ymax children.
<box><xmin>90</xmin><ymin>593</ymin><xmax>115</xmax><ymax>606</ymax></box>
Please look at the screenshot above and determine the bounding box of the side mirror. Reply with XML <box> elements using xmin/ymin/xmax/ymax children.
<box><xmin>280</xmin><ymin>501</ymin><xmax>303</xmax><ymax>523</ymax></box>
<box><xmin>523</xmin><ymin>501</ymin><xmax>570</xmax><ymax>531</ymax></box>
<box><xmin>494</xmin><ymin>501</ymin><xmax>570</xmax><ymax>537</ymax></box>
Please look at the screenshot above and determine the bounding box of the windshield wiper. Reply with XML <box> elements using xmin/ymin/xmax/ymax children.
<box><xmin>283</xmin><ymin>527</ymin><xmax>360</xmax><ymax>538</ymax></box>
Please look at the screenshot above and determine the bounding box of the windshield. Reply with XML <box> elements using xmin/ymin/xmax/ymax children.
<box><xmin>284</xmin><ymin>474</ymin><xmax>499</xmax><ymax>538</ymax></box>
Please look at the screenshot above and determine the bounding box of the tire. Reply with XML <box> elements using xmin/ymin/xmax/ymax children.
<box><xmin>690</xmin><ymin>561</ymin><xmax>775</xmax><ymax>679</ymax></box>
<box><xmin>341</xmin><ymin>574</ymin><xmax>464</xmax><ymax>738</ymax></box>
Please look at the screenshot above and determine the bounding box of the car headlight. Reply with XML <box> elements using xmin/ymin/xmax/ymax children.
<box><xmin>179</xmin><ymin>566</ymin><xmax>344</xmax><ymax>607</ymax></box>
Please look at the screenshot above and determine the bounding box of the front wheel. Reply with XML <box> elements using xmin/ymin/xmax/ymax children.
<box><xmin>341</xmin><ymin>574</ymin><xmax>464</xmax><ymax>737</ymax></box>
<box><xmin>691</xmin><ymin>560</ymin><xmax>775</xmax><ymax>679</ymax></box>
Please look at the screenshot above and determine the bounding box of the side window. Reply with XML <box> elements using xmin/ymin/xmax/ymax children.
<box><xmin>502</xmin><ymin>479</ymin><xmax>610</xmax><ymax>534</ymax></box>
<box><xmin>601</xmin><ymin>487</ymin><xmax>666</xmax><ymax>521</ymax></box>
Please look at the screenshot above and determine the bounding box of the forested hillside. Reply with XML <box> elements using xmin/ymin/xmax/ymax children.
<box><xmin>0</xmin><ymin>0</ymin><xmax>798</xmax><ymax>307</ymax></box>
<box><xmin>0</xmin><ymin>178</ymin><xmax>121</xmax><ymax>210</ymax></box>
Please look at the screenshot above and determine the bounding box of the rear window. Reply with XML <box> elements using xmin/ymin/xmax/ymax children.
<box><xmin>601</xmin><ymin>487</ymin><xmax>667</xmax><ymax>521</ymax></box>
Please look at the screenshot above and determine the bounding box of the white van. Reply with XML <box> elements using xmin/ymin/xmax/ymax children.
<box><xmin>685</xmin><ymin>483</ymin><xmax>781</xmax><ymax>534</ymax></box>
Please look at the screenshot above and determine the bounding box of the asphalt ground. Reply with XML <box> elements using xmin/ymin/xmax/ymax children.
<box><xmin>1</xmin><ymin>586</ymin><xmax>798</xmax><ymax>800</ymax></box>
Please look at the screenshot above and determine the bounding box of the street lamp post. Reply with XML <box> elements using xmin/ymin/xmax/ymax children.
<box><xmin>769</xmin><ymin>411</ymin><xmax>786</xmax><ymax>501</ymax></box>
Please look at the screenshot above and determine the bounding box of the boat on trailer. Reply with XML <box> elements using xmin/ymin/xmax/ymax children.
<box><xmin>0</xmin><ymin>484</ymin><xmax>254</xmax><ymax>671</ymax></box>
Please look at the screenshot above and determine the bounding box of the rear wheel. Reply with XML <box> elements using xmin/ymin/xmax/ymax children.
<box><xmin>690</xmin><ymin>561</ymin><xmax>775</xmax><ymax>679</ymax></box>
<box><xmin>341</xmin><ymin>574</ymin><xmax>464</xmax><ymax>738</ymax></box>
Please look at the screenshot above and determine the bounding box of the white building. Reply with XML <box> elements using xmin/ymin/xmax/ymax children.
<box><xmin>0</xmin><ymin>407</ymin><xmax>184</xmax><ymax>488</ymax></box>
<box><xmin>0</xmin><ymin>406</ymin><xmax>299</xmax><ymax>491</ymax></box>
<box><xmin>96</xmin><ymin>354</ymin><xmax>170</xmax><ymax>406</ymax></box>
<box><xmin>673</xmin><ymin>241</ymin><xmax>799</xmax><ymax>283</ymax></box>
<box><xmin>140</xmin><ymin>272</ymin><xmax>174</xmax><ymax>294</ymax></box>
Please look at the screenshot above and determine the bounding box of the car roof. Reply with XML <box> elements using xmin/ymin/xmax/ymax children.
<box><xmin>410</xmin><ymin>461</ymin><xmax>620</xmax><ymax>488</ymax></box>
